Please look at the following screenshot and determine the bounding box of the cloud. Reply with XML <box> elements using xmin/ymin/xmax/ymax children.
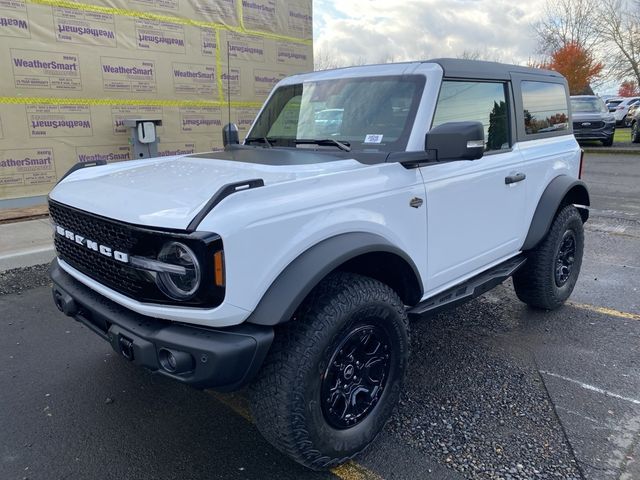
<box><xmin>313</xmin><ymin>0</ymin><xmax>547</xmax><ymax>67</ymax></box>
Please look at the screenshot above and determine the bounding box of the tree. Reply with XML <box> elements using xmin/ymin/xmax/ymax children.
<box><xmin>596</xmin><ymin>0</ymin><xmax>640</xmax><ymax>87</ymax></box>
<box><xmin>534</xmin><ymin>0</ymin><xmax>601</xmax><ymax>54</ymax></box>
<box><xmin>618</xmin><ymin>79</ymin><xmax>640</xmax><ymax>96</ymax></box>
<box><xmin>487</xmin><ymin>101</ymin><xmax>508</xmax><ymax>150</ymax></box>
<box><xmin>314</xmin><ymin>47</ymin><xmax>343</xmax><ymax>71</ymax></box>
<box><xmin>540</xmin><ymin>42</ymin><xmax>604</xmax><ymax>94</ymax></box>
<box><xmin>314</xmin><ymin>46</ymin><xmax>367</xmax><ymax>71</ymax></box>
<box><xmin>456</xmin><ymin>49</ymin><xmax>509</xmax><ymax>64</ymax></box>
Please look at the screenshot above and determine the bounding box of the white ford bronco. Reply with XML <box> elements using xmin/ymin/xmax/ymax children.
<box><xmin>49</xmin><ymin>59</ymin><xmax>589</xmax><ymax>470</ymax></box>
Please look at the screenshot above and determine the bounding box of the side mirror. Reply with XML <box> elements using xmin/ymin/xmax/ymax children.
<box><xmin>222</xmin><ymin>123</ymin><xmax>240</xmax><ymax>147</ymax></box>
<box><xmin>425</xmin><ymin>121</ymin><xmax>485</xmax><ymax>161</ymax></box>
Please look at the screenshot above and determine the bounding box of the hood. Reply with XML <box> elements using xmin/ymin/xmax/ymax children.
<box><xmin>572</xmin><ymin>112</ymin><xmax>613</xmax><ymax>122</ymax></box>
<box><xmin>49</xmin><ymin>150</ymin><xmax>364</xmax><ymax>230</ymax></box>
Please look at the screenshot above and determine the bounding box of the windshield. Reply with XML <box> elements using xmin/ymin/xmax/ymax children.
<box><xmin>247</xmin><ymin>75</ymin><xmax>425</xmax><ymax>151</ymax></box>
<box><xmin>571</xmin><ymin>97</ymin><xmax>608</xmax><ymax>114</ymax></box>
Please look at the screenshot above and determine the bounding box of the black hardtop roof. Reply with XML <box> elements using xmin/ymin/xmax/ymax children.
<box><xmin>426</xmin><ymin>58</ymin><xmax>563</xmax><ymax>80</ymax></box>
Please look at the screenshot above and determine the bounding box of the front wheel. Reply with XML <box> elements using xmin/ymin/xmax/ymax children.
<box><xmin>602</xmin><ymin>134</ymin><xmax>614</xmax><ymax>147</ymax></box>
<box><xmin>513</xmin><ymin>205</ymin><xmax>585</xmax><ymax>310</ymax></box>
<box><xmin>632</xmin><ymin>122</ymin><xmax>640</xmax><ymax>143</ymax></box>
<box><xmin>249</xmin><ymin>272</ymin><xmax>409</xmax><ymax>470</ymax></box>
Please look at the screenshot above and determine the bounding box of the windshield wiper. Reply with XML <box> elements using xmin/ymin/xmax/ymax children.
<box><xmin>245</xmin><ymin>137</ymin><xmax>273</xmax><ymax>148</ymax></box>
<box><xmin>295</xmin><ymin>138</ymin><xmax>351</xmax><ymax>152</ymax></box>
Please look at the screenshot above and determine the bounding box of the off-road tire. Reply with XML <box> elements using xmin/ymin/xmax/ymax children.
<box><xmin>632</xmin><ymin>121</ymin><xmax>640</xmax><ymax>143</ymax></box>
<box><xmin>249</xmin><ymin>272</ymin><xmax>410</xmax><ymax>470</ymax></box>
<box><xmin>513</xmin><ymin>205</ymin><xmax>584</xmax><ymax>310</ymax></box>
<box><xmin>602</xmin><ymin>134</ymin><xmax>614</xmax><ymax>147</ymax></box>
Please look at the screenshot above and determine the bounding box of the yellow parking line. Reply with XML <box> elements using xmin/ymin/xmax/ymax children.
<box><xmin>570</xmin><ymin>302</ymin><xmax>640</xmax><ymax>321</ymax></box>
<box><xmin>210</xmin><ymin>392</ymin><xmax>252</xmax><ymax>422</ymax></box>
<box><xmin>209</xmin><ymin>392</ymin><xmax>384</xmax><ymax>480</ymax></box>
<box><xmin>330</xmin><ymin>462</ymin><xmax>384</xmax><ymax>480</ymax></box>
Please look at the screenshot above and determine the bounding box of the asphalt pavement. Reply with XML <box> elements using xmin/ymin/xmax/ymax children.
<box><xmin>0</xmin><ymin>152</ymin><xmax>639</xmax><ymax>480</ymax></box>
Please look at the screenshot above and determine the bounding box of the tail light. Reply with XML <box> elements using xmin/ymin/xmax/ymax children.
<box><xmin>579</xmin><ymin>149</ymin><xmax>584</xmax><ymax>179</ymax></box>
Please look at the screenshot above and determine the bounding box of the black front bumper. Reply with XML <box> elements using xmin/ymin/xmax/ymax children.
<box><xmin>49</xmin><ymin>261</ymin><xmax>273</xmax><ymax>391</ymax></box>
<box><xmin>574</xmin><ymin>124</ymin><xmax>615</xmax><ymax>141</ymax></box>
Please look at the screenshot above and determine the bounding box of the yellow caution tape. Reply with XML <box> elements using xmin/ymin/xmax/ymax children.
<box><xmin>0</xmin><ymin>96</ymin><xmax>263</xmax><ymax>109</ymax></box>
<box><xmin>237</xmin><ymin>0</ymin><xmax>246</xmax><ymax>31</ymax></box>
<box><xmin>215</xmin><ymin>29</ymin><xmax>225</xmax><ymax>102</ymax></box>
<box><xmin>26</xmin><ymin>0</ymin><xmax>312</xmax><ymax>45</ymax></box>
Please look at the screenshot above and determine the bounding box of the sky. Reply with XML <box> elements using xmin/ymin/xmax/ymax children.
<box><xmin>313</xmin><ymin>0</ymin><xmax>548</xmax><ymax>67</ymax></box>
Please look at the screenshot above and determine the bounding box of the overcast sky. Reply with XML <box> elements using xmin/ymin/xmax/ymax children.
<box><xmin>313</xmin><ymin>0</ymin><xmax>547</xmax><ymax>67</ymax></box>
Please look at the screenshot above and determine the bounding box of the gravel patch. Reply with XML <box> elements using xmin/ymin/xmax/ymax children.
<box><xmin>0</xmin><ymin>263</ymin><xmax>50</xmax><ymax>295</ymax></box>
<box><xmin>388</xmin><ymin>288</ymin><xmax>581</xmax><ymax>479</ymax></box>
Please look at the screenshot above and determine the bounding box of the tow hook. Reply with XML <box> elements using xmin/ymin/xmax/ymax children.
<box><xmin>52</xmin><ymin>288</ymin><xmax>78</xmax><ymax>317</ymax></box>
<box><xmin>118</xmin><ymin>335</ymin><xmax>135</xmax><ymax>361</ymax></box>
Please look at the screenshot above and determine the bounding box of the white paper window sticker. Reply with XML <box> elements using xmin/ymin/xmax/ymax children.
<box><xmin>364</xmin><ymin>134</ymin><xmax>383</xmax><ymax>144</ymax></box>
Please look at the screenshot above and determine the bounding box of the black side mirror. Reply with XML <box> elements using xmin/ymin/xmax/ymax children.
<box><xmin>425</xmin><ymin>121</ymin><xmax>485</xmax><ymax>161</ymax></box>
<box><xmin>222</xmin><ymin>123</ymin><xmax>239</xmax><ymax>147</ymax></box>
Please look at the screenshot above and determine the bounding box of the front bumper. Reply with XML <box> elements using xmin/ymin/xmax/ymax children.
<box><xmin>574</xmin><ymin>124</ymin><xmax>615</xmax><ymax>141</ymax></box>
<box><xmin>50</xmin><ymin>261</ymin><xmax>273</xmax><ymax>391</ymax></box>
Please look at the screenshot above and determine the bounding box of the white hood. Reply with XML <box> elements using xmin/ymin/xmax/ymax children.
<box><xmin>49</xmin><ymin>152</ymin><xmax>364</xmax><ymax>230</ymax></box>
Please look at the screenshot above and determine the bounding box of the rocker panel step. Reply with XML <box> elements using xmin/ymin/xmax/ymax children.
<box><xmin>408</xmin><ymin>255</ymin><xmax>526</xmax><ymax>317</ymax></box>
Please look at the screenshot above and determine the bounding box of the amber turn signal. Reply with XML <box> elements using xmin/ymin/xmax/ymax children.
<box><xmin>214</xmin><ymin>250</ymin><xmax>225</xmax><ymax>287</ymax></box>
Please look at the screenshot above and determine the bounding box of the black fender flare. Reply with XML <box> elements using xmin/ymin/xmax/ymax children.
<box><xmin>521</xmin><ymin>175</ymin><xmax>590</xmax><ymax>251</ymax></box>
<box><xmin>245</xmin><ymin>232</ymin><xmax>423</xmax><ymax>326</ymax></box>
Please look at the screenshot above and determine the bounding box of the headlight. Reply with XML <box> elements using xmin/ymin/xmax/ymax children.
<box><xmin>155</xmin><ymin>242</ymin><xmax>201</xmax><ymax>300</ymax></box>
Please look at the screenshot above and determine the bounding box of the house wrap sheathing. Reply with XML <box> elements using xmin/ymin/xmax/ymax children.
<box><xmin>0</xmin><ymin>0</ymin><xmax>313</xmax><ymax>200</ymax></box>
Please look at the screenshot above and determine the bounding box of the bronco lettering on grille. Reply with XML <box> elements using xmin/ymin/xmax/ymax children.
<box><xmin>55</xmin><ymin>225</ymin><xmax>130</xmax><ymax>263</ymax></box>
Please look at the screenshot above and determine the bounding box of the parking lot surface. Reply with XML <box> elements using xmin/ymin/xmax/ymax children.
<box><xmin>0</xmin><ymin>152</ymin><xmax>638</xmax><ymax>480</ymax></box>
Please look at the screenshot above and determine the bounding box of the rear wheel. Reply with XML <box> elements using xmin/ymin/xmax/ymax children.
<box><xmin>249</xmin><ymin>272</ymin><xmax>409</xmax><ymax>470</ymax></box>
<box><xmin>513</xmin><ymin>205</ymin><xmax>584</xmax><ymax>310</ymax></box>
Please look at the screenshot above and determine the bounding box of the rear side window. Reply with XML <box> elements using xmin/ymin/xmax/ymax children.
<box><xmin>521</xmin><ymin>81</ymin><xmax>569</xmax><ymax>135</ymax></box>
<box><xmin>432</xmin><ymin>80</ymin><xmax>510</xmax><ymax>152</ymax></box>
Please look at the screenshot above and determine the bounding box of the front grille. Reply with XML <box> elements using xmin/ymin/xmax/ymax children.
<box><xmin>49</xmin><ymin>202</ymin><xmax>146</xmax><ymax>298</ymax></box>
<box><xmin>573</xmin><ymin>121</ymin><xmax>604</xmax><ymax>130</ymax></box>
<box><xmin>49</xmin><ymin>200</ymin><xmax>225</xmax><ymax>308</ymax></box>
<box><xmin>50</xmin><ymin>201</ymin><xmax>139</xmax><ymax>252</ymax></box>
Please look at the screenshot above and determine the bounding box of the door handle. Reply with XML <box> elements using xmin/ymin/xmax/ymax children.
<box><xmin>505</xmin><ymin>173</ymin><xmax>526</xmax><ymax>184</ymax></box>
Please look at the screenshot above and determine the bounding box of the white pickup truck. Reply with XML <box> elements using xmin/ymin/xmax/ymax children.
<box><xmin>49</xmin><ymin>58</ymin><xmax>589</xmax><ymax>470</ymax></box>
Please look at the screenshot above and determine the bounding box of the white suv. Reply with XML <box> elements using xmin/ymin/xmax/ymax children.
<box><xmin>48</xmin><ymin>59</ymin><xmax>589</xmax><ymax>470</ymax></box>
<box><xmin>612</xmin><ymin>97</ymin><xmax>640</xmax><ymax>125</ymax></box>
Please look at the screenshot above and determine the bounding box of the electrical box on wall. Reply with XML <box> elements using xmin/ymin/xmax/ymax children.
<box><xmin>123</xmin><ymin>119</ymin><xmax>163</xmax><ymax>159</ymax></box>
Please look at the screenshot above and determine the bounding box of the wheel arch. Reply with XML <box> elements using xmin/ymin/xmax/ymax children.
<box><xmin>522</xmin><ymin>175</ymin><xmax>590</xmax><ymax>251</ymax></box>
<box><xmin>245</xmin><ymin>232</ymin><xmax>423</xmax><ymax>326</ymax></box>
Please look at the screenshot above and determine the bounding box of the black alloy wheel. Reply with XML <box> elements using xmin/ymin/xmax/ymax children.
<box><xmin>321</xmin><ymin>323</ymin><xmax>392</xmax><ymax>429</ymax></box>
<box><xmin>554</xmin><ymin>230</ymin><xmax>576</xmax><ymax>287</ymax></box>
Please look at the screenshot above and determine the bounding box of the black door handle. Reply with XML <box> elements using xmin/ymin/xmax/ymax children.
<box><xmin>505</xmin><ymin>173</ymin><xmax>526</xmax><ymax>184</ymax></box>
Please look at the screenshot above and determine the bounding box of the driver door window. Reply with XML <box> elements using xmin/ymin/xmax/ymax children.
<box><xmin>432</xmin><ymin>81</ymin><xmax>510</xmax><ymax>152</ymax></box>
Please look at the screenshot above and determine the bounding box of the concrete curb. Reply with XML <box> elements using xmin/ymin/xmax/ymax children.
<box><xmin>0</xmin><ymin>218</ymin><xmax>55</xmax><ymax>272</ymax></box>
<box><xmin>583</xmin><ymin>148</ymin><xmax>640</xmax><ymax>155</ymax></box>
<box><xmin>0</xmin><ymin>246</ymin><xmax>55</xmax><ymax>272</ymax></box>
